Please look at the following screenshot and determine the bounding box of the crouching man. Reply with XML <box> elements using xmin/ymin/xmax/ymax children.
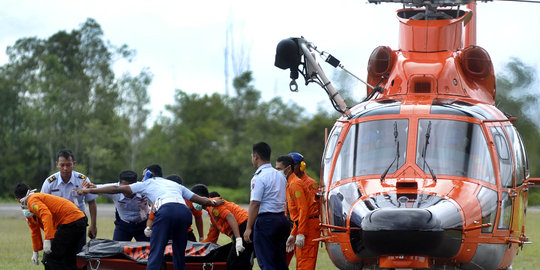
<box><xmin>192</xmin><ymin>185</ymin><xmax>254</xmax><ymax>270</ymax></box>
<box><xmin>15</xmin><ymin>183</ymin><xmax>87</xmax><ymax>270</ymax></box>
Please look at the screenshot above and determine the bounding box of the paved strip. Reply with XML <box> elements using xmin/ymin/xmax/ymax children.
<box><xmin>0</xmin><ymin>203</ymin><xmax>251</xmax><ymax>217</ymax></box>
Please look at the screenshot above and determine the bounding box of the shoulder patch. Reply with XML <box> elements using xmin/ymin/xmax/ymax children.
<box><xmin>78</xmin><ymin>174</ymin><xmax>87</xmax><ymax>180</ymax></box>
<box><xmin>312</xmin><ymin>183</ymin><xmax>319</xmax><ymax>189</ymax></box>
<box><xmin>294</xmin><ymin>190</ymin><xmax>302</xmax><ymax>198</ymax></box>
<box><xmin>212</xmin><ymin>209</ymin><xmax>220</xmax><ymax>217</ymax></box>
<box><xmin>48</xmin><ymin>176</ymin><xmax>56</xmax><ymax>183</ymax></box>
<box><xmin>32</xmin><ymin>203</ymin><xmax>39</xmax><ymax>213</ymax></box>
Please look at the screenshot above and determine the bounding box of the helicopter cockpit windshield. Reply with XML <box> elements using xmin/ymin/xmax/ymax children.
<box><xmin>416</xmin><ymin>119</ymin><xmax>495</xmax><ymax>183</ymax></box>
<box><xmin>332</xmin><ymin>119</ymin><xmax>409</xmax><ymax>183</ymax></box>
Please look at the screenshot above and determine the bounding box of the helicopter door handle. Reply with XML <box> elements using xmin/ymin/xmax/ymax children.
<box><xmin>464</xmin><ymin>223</ymin><xmax>492</xmax><ymax>231</ymax></box>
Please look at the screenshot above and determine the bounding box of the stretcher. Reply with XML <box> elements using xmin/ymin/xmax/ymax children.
<box><xmin>76</xmin><ymin>239</ymin><xmax>230</xmax><ymax>270</ymax></box>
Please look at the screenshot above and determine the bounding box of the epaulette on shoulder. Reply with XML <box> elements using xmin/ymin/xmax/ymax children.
<box><xmin>78</xmin><ymin>174</ymin><xmax>87</xmax><ymax>180</ymax></box>
<box><xmin>48</xmin><ymin>176</ymin><xmax>56</xmax><ymax>183</ymax></box>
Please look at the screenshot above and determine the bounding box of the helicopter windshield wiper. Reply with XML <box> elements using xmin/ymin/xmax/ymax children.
<box><xmin>380</xmin><ymin>121</ymin><xmax>400</xmax><ymax>182</ymax></box>
<box><xmin>421</xmin><ymin>121</ymin><xmax>437</xmax><ymax>181</ymax></box>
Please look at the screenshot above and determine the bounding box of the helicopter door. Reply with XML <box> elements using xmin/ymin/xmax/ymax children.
<box><xmin>489</xmin><ymin>126</ymin><xmax>515</xmax><ymax>234</ymax></box>
<box><xmin>321</xmin><ymin>125</ymin><xmax>343</xmax><ymax>230</ymax></box>
<box><xmin>505</xmin><ymin>126</ymin><xmax>527</xmax><ymax>186</ymax></box>
<box><xmin>504</xmin><ymin>125</ymin><xmax>528</xmax><ymax>236</ymax></box>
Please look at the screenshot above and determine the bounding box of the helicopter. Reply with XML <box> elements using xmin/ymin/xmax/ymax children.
<box><xmin>274</xmin><ymin>0</ymin><xmax>540</xmax><ymax>269</ymax></box>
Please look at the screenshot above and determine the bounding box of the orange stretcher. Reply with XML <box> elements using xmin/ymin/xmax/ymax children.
<box><xmin>76</xmin><ymin>239</ymin><xmax>231</xmax><ymax>270</ymax></box>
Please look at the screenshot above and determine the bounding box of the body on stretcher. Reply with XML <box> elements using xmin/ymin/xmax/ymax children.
<box><xmin>77</xmin><ymin>238</ymin><xmax>232</xmax><ymax>270</ymax></box>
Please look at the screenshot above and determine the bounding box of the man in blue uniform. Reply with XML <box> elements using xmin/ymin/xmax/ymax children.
<box><xmin>243</xmin><ymin>142</ymin><xmax>289</xmax><ymax>270</ymax></box>
<box><xmin>40</xmin><ymin>149</ymin><xmax>97</xmax><ymax>251</ymax></box>
<box><xmin>77</xmin><ymin>164</ymin><xmax>223</xmax><ymax>270</ymax></box>
<box><xmin>83</xmin><ymin>170</ymin><xmax>151</xmax><ymax>241</ymax></box>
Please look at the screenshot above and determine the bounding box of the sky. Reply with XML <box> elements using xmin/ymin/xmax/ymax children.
<box><xmin>2</xmin><ymin>0</ymin><xmax>540</xmax><ymax>122</ymax></box>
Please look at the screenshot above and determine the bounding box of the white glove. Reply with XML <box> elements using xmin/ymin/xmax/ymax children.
<box><xmin>286</xmin><ymin>235</ymin><xmax>296</xmax><ymax>253</ymax></box>
<box><xmin>43</xmin><ymin>239</ymin><xmax>52</xmax><ymax>254</ymax></box>
<box><xmin>235</xmin><ymin>237</ymin><xmax>245</xmax><ymax>256</ymax></box>
<box><xmin>144</xmin><ymin>227</ymin><xmax>152</xmax><ymax>238</ymax></box>
<box><xmin>295</xmin><ymin>234</ymin><xmax>305</xmax><ymax>248</ymax></box>
<box><xmin>31</xmin><ymin>251</ymin><xmax>39</xmax><ymax>265</ymax></box>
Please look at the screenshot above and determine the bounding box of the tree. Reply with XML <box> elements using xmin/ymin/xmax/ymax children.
<box><xmin>136</xmin><ymin>71</ymin><xmax>313</xmax><ymax>190</ymax></box>
<box><xmin>165</xmin><ymin>90</ymin><xmax>237</xmax><ymax>187</ymax></box>
<box><xmin>495</xmin><ymin>58</ymin><xmax>540</xmax><ymax>178</ymax></box>
<box><xmin>117</xmin><ymin>69</ymin><xmax>152</xmax><ymax>169</ymax></box>
<box><xmin>0</xmin><ymin>18</ymin><xmax>142</xmax><ymax>194</ymax></box>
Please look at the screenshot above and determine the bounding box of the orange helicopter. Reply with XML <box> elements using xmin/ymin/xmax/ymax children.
<box><xmin>275</xmin><ymin>0</ymin><xmax>540</xmax><ymax>269</ymax></box>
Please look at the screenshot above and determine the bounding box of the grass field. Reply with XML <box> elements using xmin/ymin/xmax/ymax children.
<box><xmin>1</xmin><ymin>212</ymin><xmax>539</xmax><ymax>269</ymax></box>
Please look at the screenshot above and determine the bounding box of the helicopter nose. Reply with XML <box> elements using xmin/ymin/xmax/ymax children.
<box><xmin>363</xmin><ymin>208</ymin><xmax>441</xmax><ymax>231</ymax></box>
<box><xmin>361</xmin><ymin>208</ymin><xmax>444</xmax><ymax>255</ymax></box>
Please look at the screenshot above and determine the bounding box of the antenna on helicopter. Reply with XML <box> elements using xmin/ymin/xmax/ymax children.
<box><xmin>312</xmin><ymin>47</ymin><xmax>375</xmax><ymax>90</ymax></box>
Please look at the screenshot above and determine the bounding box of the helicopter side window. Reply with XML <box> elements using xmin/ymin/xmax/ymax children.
<box><xmin>324</xmin><ymin>126</ymin><xmax>342</xmax><ymax>185</ymax></box>
<box><xmin>476</xmin><ymin>187</ymin><xmax>497</xmax><ymax>233</ymax></box>
<box><xmin>505</xmin><ymin>126</ymin><xmax>526</xmax><ymax>185</ymax></box>
<box><xmin>332</xmin><ymin>126</ymin><xmax>355</xmax><ymax>184</ymax></box>
<box><xmin>490</xmin><ymin>127</ymin><xmax>514</xmax><ymax>188</ymax></box>
<box><xmin>516</xmin><ymin>130</ymin><xmax>530</xmax><ymax>179</ymax></box>
<box><xmin>416</xmin><ymin>119</ymin><xmax>495</xmax><ymax>183</ymax></box>
<box><xmin>498</xmin><ymin>192</ymin><xmax>513</xmax><ymax>230</ymax></box>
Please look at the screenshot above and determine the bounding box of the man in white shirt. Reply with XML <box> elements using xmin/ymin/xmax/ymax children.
<box><xmin>40</xmin><ymin>149</ymin><xmax>97</xmax><ymax>251</ymax></box>
<box><xmin>243</xmin><ymin>142</ymin><xmax>289</xmax><ymax>270</ymax></box>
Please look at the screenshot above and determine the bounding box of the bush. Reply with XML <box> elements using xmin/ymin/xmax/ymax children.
<box><xmin>207</xmin><ymin>186</ymin><xmax>251</xmax><ymax>204</ymax></box>
<box><xmin>528</xmin><ymin>189</ymin><xmax>540</xmax><ymax>206</ymax></box>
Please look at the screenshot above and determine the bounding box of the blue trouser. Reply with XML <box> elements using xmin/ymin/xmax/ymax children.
<box><xmin>253</xmin><ymin>212</ymin><xmax>290</xmax><ymax>270</ymax></box>
<box><xmin>147</xmin><ymin>203</ymin><xmax>192</xmax><ymax>270</ymax></box>
<box><xmin>113</xmin><ymin>212</ymin><xmax>149</xmax><ymax>241</ymax></box>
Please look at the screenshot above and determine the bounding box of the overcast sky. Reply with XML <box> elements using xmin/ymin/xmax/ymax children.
<box><xmin>2</xmin><ymin>0</ymin><xmax>539</xmax><ymax>121</ymax></box>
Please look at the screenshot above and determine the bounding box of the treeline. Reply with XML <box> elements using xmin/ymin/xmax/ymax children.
<box><xmin>1</xmin><ymin>18</ymin><xmax>539</xmax><ymax>203</ymax></box>
<box><xmin>0</xmin><ymin>18</ymin><xmax>336</xmax><ymax>199</ymax></box>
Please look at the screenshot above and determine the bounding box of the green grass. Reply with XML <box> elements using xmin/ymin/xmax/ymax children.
<box><xmin>1</xmin><ymin>212</ymin><xmax>538</xmax><ymax>269</ymax></box>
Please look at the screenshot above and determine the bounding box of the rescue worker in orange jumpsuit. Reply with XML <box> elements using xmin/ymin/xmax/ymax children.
<box><xmin>198</xmin><ymin>191</ymin><xmax>222</xmax><ymax>243</ymax></box>
<box><xmin>285</xmin><ymin>152</ymin><xmax>322</xmax><ymax>265</ymax></box>
<box><xmin>288</xmin><ymin>152</ymin><xmax>320</xmax><ymax>202</ymax></box>
<box><xmin>276</xmin><ymin>155</ymin><xmax>320</xmax><ymax>270</ymax></box>
<box><xmin>192</xmin><ymin>184</ymin><xmax>254</xmax><ymax>270</ymax></box>
<box><xmin>15</xmin><ymin>183</ymin><xmax>87</xmax><ymax>270</ymax></box>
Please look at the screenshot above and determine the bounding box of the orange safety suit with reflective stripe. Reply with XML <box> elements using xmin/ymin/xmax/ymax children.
<box><xmin>205</xmin><ymin>197</ymin><xmax>248</xmax><ymax>238</ymax></box>
<box><xmin>201</xmin><ymin>223</ymin><xmax>221</xmax><ymax>243</ymax></box>
<box><xmin>24</xmin><ymin>193</ymin><xmax>86</xmax><ymax>252</ymax></box>
<box><xmin>286</xmin><ymin>173</ymin><xmax>320</xmax><ymax>270</ymax></box>
<box><xmin>300</xmin><ymin>173</ymin><xmax>319</xmax><ymax>202</ymax></box>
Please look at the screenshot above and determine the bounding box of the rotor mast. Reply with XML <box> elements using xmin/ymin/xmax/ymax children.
<box><xmin>464</xmin><ymin>1</ymin><xmax>477</xmax><ymax>46</ymax></box>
